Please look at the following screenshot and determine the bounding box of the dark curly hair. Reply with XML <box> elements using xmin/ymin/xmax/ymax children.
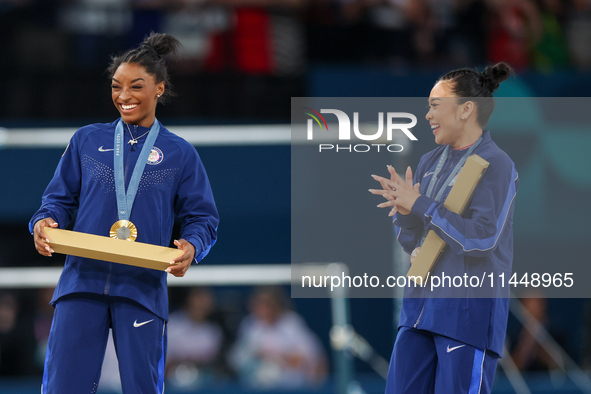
<box><xmin>107</xmin><ymin>32</ymin><xmax>181</xmax><ymax>105</ymax></box>
<box><xmin>437</xmin><ymin>62</ymin><xmax>513</xmax><ymax>127</ymax></box>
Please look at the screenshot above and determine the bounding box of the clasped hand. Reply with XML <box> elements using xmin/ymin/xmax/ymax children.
<box><xmin>369</xmin><ymin>165</ymin><xmax>421</xmax><ymax>216</ymax></box>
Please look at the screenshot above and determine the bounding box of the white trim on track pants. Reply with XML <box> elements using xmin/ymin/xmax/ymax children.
<box><xmin>386</xmin><ymin>326</ymin><xmax>499</xmax><ymax>394</ymax></box>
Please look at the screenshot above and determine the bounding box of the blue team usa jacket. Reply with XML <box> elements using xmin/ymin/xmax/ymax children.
<box><xmin>29</xmin><ymin>119</ymin><xmax>219</xmax><ymax>320</ymax></box>
<box><xmin>394</xmin><ymin>130</ymin><xmax>518</xmax><ymax>356</ymax></box>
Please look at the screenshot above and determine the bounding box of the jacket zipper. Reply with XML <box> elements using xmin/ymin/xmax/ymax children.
<box><xmin>414</xmin><ymin>301</ymin><xmax>426</xmax><ymax>328</ymax></box>
<box><xmin>104</xmin><ymin>263</ymin><xmax>112</xmax><ymax>295</ymax></box>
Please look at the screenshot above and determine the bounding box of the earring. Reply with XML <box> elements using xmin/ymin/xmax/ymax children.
<box><xmin>157</xmin><ymin>94</ymin><xmax>162</xmax><ymax>98</ymax></box>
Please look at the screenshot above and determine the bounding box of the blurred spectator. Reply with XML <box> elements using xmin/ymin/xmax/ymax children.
<box><xmin>448</xmin><ymin>0</ymin><xmax>490</xmax><ymax>65</ymax></box>
<box><xmin>510</xmin><ymin>292</ymin><xmax>562</xmax><ymax>371</ymax></box>
<box><xmin>57</xmin><ymin>0</ymin><xmax>132</xmax><ymax>71</ymax></box>
<box><xmin>566</xmin><ymin>0</ymin><xmax>591</xmax><ymax>71</ymax></box>
<box><xmin>409</xmin><ymin>0</ymin><xmax>458</xmax><ymax>66</ymax></box>
<box><xmin>0</xmin><ymin>291</ymin><xmax>36</xmax><ymax>376</ymax></box>
<box><xmin>201</xmin><ymin>0</ymin><xmax>306</xmax><ymax>76</ymax></box>
<box><xmin>530</xmin><ymin>0</ymin><xmax>570</xmax><ymax>73</ymax></box>
<box><xmin>228</xmin><ymin>286</ymin><xmax>327</xmax><ymax>389</ymax></box>
<box><xmin>304</xmin><ymin>0</ymin><xmax>368</xmax><ymax>63</ymax></box>
<box><xmin>323</xmin><ymin>0</ymin><xmax>476</xmax><ymax>68</ymax></box>
<box><xmin>162</xmin><ymin>2</ymin><xmax>231</xmax><ymax>73</ymax></box>
<box><xmin>363</xmin><ymin>0</ymin><xmax>414</xmax><ymax>67</ymax></box>
<box><xmin>485</xmin><ymin>0</ymin><xmax>543</xmax><ymax>71</ymax></box>
<box><xmin>95</xmin><ymin>288</ymin><xmax>227</xmax><ymax>392</ymax></box>
<box><xmin>33</xmin><ymin>287</ymin><xmax>55</xmax><ymax>371</ymax></box>
<box><xmin>128</xmin><ymin>0</ymin><xmax>173</xmax><ymax>53</ymax></box>
<box><xmin>166</xmin><ymin>287</ymin><xmax>224</xmax><ymax>389</ymax></box>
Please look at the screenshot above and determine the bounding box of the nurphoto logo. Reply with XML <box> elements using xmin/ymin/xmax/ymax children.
<box><xmin>303</xmin><ymin>108</ymin><xmax>418</xmax><ymax>153</ymax></box>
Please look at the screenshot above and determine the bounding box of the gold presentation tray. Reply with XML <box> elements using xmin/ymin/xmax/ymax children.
<box><xmin>406</xmin><ymin>154</ymin><xmax>490</xmax><ymax>283</ymax></box>
<box><xmin>45</xmin><ymin>227</ymin><xmax>182</xmax><ymax>271</ymax></box>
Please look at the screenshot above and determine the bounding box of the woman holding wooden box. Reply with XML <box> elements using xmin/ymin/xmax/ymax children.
<box><xmin>29</xmin><ymin>33</ymin><xmax>219</xmax><ymax>394</ymax></box>
<box><xmin>370</xmin><ymin>63</ymin><xmax>518</xmax><ymax>394</ymax></box>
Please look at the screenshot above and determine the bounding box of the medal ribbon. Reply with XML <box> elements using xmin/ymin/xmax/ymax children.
<box><xmin>424</xmin><ymin>135</ymin><xmax>483</xmax><ymax>202</ymax></box>
<box><xmin>417</xmin><ymin>134</ymin><xmax>483</xmax><ymax>246</ymax></box>
<box><xmin>114</xmin><ymin>118</ymin><xmax>160</xmax><ymax>221</ymax></box>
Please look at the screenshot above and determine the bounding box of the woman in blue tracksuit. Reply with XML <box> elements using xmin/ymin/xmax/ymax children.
<box><xmin>30</xmin><ymin>33</ymin><xmax>219</xmax><ymax>393</ymax></box>
<box><xmin>370</xmin><ymin>62</ymin><xmax>518</xmax><ymax>394</ymax></box>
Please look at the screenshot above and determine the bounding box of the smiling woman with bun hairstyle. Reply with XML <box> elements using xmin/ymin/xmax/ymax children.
<box><xmin>29</xmin><ymin>32</ymin><xmax>219</xmax><ymax>394</ymax></box>
<box><xmin>370</xmin><ymin>62</ymin><xmax>518</xmax><ymax>394</ymax></box>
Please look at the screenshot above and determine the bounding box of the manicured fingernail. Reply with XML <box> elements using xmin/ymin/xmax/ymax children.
<box><xmin>46</xmin><ymin>239</ymin><xmax>50</xmax><ymax>243</ymax></box>
<box><xmin>50</xmin><ymin>249</ymin><xmax>55</xmax><ymax>253</ymax></box>
<box><xmin>45</xmin><ymin>246</ymin><xmax>50</xmax><ymax>252</ymax></box>
<box><xmin>166</xmin><ymin>268</ymin><xmax>171</xmax><ymax>273</ymax></box>
<box><xmin>170</xmin><ymin>261</ymin><xmax>175</xmax><ymax>265</ymax></box>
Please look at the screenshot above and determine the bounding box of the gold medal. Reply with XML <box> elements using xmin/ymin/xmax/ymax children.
<box><xmin>410</xmin><ymin>247</ymin><xmax>421</xmax><ymax>264</ymax></box>
<box><xmin>110</xmin><ymin>220</ymin><xmax>137</xmax><ymax>242</ymax></box>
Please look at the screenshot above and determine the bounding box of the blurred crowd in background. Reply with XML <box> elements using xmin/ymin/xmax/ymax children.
<box><xmin>2</xmin><ymin>284</ymin><xmax>591</xmax><ymax>390</ymax></box>
<box><xmin>0</xmin><ymin>286</ymin><xmax>328</xmax><ymax>391</ymax></box>
<box><xmin>1</xmin><ymin>0</ymin><xmax>591</xmax><ymax>120</ymax></box>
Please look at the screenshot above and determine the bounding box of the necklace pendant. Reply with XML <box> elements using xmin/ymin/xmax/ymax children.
<box><xmin>128</xmin><ymin>139</ymin><xmax>137</xmax><ymax>146</ymax></box>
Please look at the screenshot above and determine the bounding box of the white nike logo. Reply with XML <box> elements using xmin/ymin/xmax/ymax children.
<box><xmin>446</xmin><ymin>344</ymin><xmax>466</xmax><ymax>353</ymax></box>
<box><xmin>98</xmin><ymin>146</ymin><xmax>114</xmax><ymax>152</ymax></box>
<box><xmin>133</xmin><ymin>319</ymin><xmax>154</xmax><ymax>328</ymax></box>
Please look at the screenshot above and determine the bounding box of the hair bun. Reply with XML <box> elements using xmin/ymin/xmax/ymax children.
<box><xmin>481</xmin><ymin>62</ymin><xmax>512</xmax><ymax>93</ymax></box>
<box><xmin>141</xmin><ymin>32</ymin><xmax>181</xmax><ymax>58</ymax></box>
<box><xmin>141</xmin><ymin>44</ymin><xmax>160</xmax><ymax>59</ymax></box>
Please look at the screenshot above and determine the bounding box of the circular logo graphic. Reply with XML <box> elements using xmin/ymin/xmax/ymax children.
<box><xmin>147</xmin><ymin>147</ymin><xmax>163</xmax><ymax>165</ymax></box>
